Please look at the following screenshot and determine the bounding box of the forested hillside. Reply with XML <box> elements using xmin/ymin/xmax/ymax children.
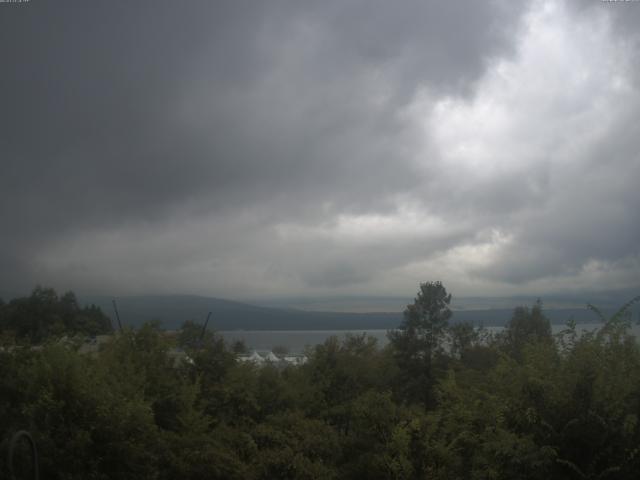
<box><xmin>1</xmin><ymin>283</ymin><xmax>639</xmax><ymax>479</ymax></box>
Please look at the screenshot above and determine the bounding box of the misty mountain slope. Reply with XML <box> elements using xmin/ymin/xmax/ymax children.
<box><xmin>80</xmin><ymin>294</ymin><xmax>401</xmax><ymax>330</ymax></box>
<box><xmin>77</xmin><ymin>294</ymin><xmax>633</xmax><ymax>331</ymax></box>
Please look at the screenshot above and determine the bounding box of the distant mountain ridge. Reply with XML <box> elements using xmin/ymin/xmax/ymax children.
<box><xmin>76</xmin><ymin>293</ymin><xmax>638</xmax><ymax>331</ymax></box>
<box><xmin>79</xmin><ymin>294</ymin><xmax>401</xmax><ymax>330</ymax></box>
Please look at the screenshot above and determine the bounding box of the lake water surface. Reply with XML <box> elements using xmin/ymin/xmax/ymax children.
<box><xmin>219</xmin><ymin>323</ymin><xmax>640</xmax><ymax>353</ymax></box>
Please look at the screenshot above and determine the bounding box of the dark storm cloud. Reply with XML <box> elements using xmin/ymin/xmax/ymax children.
<box><xmin>1</xmin><ymin>0</ymin><xmax>520</xmax><ymax>221</ymax></box>
<box><xmin>0</xmin><ymin>0</ymin><xmax>526</xmax><ymax>293</ymax></box>
<box><xmin>1</xmin><ymin>0</ymin><xmax>638</xmax><ymax>297</ymax></box>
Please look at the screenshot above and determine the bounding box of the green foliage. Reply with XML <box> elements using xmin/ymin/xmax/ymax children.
<box><xmin>1</xmin><ymin>344</ymin><xmax>159</xmax><ymax>479</ymax></box>
<box><xmin>177</xmin><ymin>319</ymin><xmax>213</xmax><ymax>350</ymax></box>
<box><xmin>0</xmin><ymin>286</ymin><xmax>112</xmax><ymax>344</ymax></box>
<box><xmin>303</xmin><ymin>334</ymin><xmax>395</xmax><ymax>428</ymax></box>
<box><xmin>448</xmin><ymin>321</ymin><xmax>477</xmax><ymax>360</ymax></box>
<box><xmin>250</xmin><ymin>412</ymin><xmax>340</xmax><ymax>479</ymax></box>
<box><xmin>388</xmin><ymin>281</ymin><xmax>452</xmax><ymax>406</ymax></box>
<box><xmin>2</xmin><ymin>285</ymin><xmax>640</xmax><ymax>479</ymax></box>
<box><xmin>501</xmin><ymin>299</ymin><xmax>553</xmax><ymax>361</ymax></box>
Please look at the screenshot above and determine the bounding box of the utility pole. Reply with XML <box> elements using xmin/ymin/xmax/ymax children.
<box><xmin>199</xmin><ymin>311</ymin><xmax>212</xmax><ymax>345</ymax></box>
<box><xmin>112</xmin><ymin>298</ymin><xmax>123</xmax><ymax>332</ymax></box>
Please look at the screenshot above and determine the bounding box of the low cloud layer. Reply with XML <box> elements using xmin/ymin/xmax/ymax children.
<box><xmin>1</xmin><ymin>0</ymin><xmax>639</xmax><ymax>300</ymax></box>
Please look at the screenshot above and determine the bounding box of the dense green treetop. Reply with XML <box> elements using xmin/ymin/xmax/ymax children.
<box><xmin>501</xmin><ymin>299</ymin><xmax>553</xmax><ymax>360</ymax></box>
<box><xmin>1</xmin><ymin>283</ymin><xmax>639</xmax><ymax>479</ymax></box>
<box><xmin>0</xmin><ymin>286</ymin><xmax>112</xmax><ymax>343</ymax></box>
<box><xmin>387</xmin><ymin>281</ymin><xmax>452</xmax><ymax>407</ymax></box>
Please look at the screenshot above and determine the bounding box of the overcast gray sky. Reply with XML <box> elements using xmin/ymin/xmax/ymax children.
<box><xmin>1</xmin><ymin>0</ymin><xmax>639</xmax><ymax>300</ymax></box>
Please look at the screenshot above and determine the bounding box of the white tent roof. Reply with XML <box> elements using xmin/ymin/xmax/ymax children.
<box><xmin>264</xmin><ymin>351</ymin><xmax>280</xmax><ymax>362</ymax></box>
<box><xmin>248</xmin><ymin>351</ymin><xmax>264</xmax><ymax>363</ymax></box>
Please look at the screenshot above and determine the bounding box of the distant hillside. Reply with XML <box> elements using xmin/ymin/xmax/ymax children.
<box><xmin>254</xmin><ymin>289</ymin><xmax>640</xmax><ymax>313</ymax></box>
<box><xmin>79</xmin><ymin>294</ymin><xmax>400</xmax><ymax>330</ymax></box>
<box><xmin>77</xmin><ymin>294</ymin><xmax>636</xmax><ymax>331</ymax></box>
